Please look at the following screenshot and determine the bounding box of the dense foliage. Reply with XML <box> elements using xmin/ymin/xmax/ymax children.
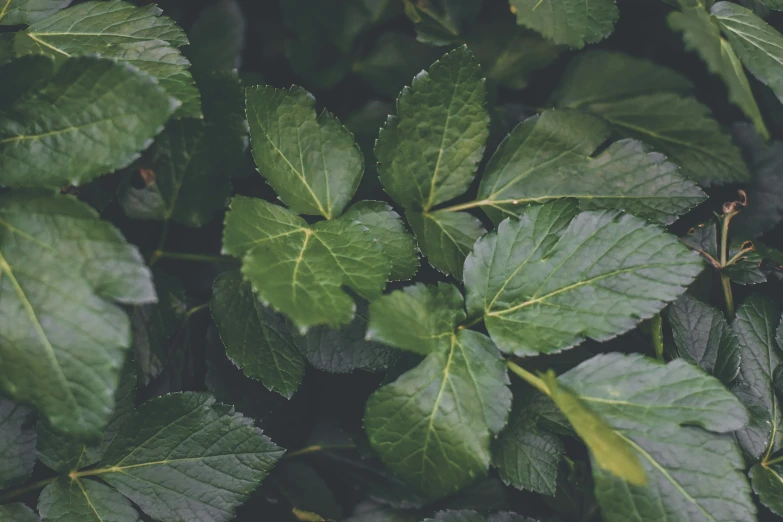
<box><xmin>2</xmin><ymin>0</ymin><xmax>783</xmax><ymax>521</ymax></box>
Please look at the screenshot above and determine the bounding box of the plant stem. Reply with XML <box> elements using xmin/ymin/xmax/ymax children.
<box><xmin>720</xmin><ymin>274</ymin><xmax>735</xmax><ymax>321</ymax></box>
<box><xmin>0</xmin><ymin>477</ymin><xmax>58</xmax><ymax>502</ymax></box>
<box><xmin>506</xmin><ymin>361</ymin><xmax>550</xmax><ymax>396</ymax></box>
<box><xmin>184</xmin><ymin>303</ymin><xmax>210</xmax><ymax>320</ymax></box>
<box><xmin>651</xmin><ymin>313</ymin><xmax>664</xmax><ymax>360</ymax></box>
<box><xmin>719</xmin><ymin>210</ymin><xmax>737</xmax><ymax>321</ymax></box>
<box><xmin>438</xmin><ymin>199</ymin><xmax>489</xmax><ymax>213</ymax></box>
<box><xmin>149</xmin><ymin>251</ymin><xmax>238</xmax><ymax>265</ymax></box>
<box><xmin>282</xmin><ymin>444</ymin><xmax>356</xmax><ymax>459</ymax></box>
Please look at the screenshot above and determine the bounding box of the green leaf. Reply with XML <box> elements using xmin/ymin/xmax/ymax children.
<box><xmin>407</xmin><ymin>210</ymin><xmax>485</xmax><ymax>278</ymax></box>
<box><xmin>187</xmin><ymin>0</ymin><xmax>245</xmax><ymax>72</ymax></box>
<box><xmin>38</xmin><ymin>477</ymin><xmax>142</xmax><ymax>522</ymax></box>
<box><xmin>0</xmin><ymin>398</ymin><xmax>36</xmax><ymax>488</ymax></box>
<box><xmin>37</xmin><ymin>360</ymin><xmax>137</xmax><ymax>474</ymax></box>
<box><xmin>340</xmin><ymin>201</ymin><xmax>419</xmax><ymax>281</ymax></box>
<box><xmin>464</xmin><ymin>200</ymin><xmax>702</xmax><ymax>356</ymax></box>
<box><xmin>365</xmin><ymin>330</ymin><xmax>511</xmax><ymax>499</ymax></box>
<box><xmin>423</xmin><ymin>511</ymin><xmax>485</xmax><ymax>522</ymax></box>
<box><xmin>0</xmin><ymin>56</ymin><xmax>178</xmax><ymax>188</ymax></box>
<box><xmin>376</xmin><ymin>47</ymin><xmax>489</xmax><ymax>212</ymax></box>
<box><xmin>732</xmin><ymin>294</ymin><xmax>783</xmax><ymax>460</ymax></box>
<box><xmin>0</xmin><ymin>0</ymin><xmax>71</xmax><ymax>25</ymax></box>
<box><xmin>129</xmin><ymin>272</ymin><xmax>186</xmax><ymax>385</ymax></box>
<box><xmin>222</xmin><ymin>196</ymin><xmax>390</xmax><ymax>329</ymax></box>
<box><xmin>551</xmin><ymin>51</ymin><xmax>749</xmax><ymax>185</ymax></box>
<box><xmin>14</xmin><ymin>0</ymin><xmax>201</xmax><ymax>118</ymax></box>
<box><xmin>245</xmin><ymin>85</ymin><xmax>363</xmax><ymax>219</ymax></box>
<box><xmin>0</xmin><ymin>33</ymin><xmax>13</xmax><ymax>64</ymax></box>
<box><xmin>96</xmin><ymin>392</ymin><xmax>283</xmax><ymax>522</ymax></box>
<box><xmin>473</xmin><ymin>110</ymin><xmax>705</xmax><ymax>225</ymax></box>
<box><xmin>211</xmin><ymin>270</ymin><xmax>305</xmax><ymax>399</ymax></box>
<box><xmin>295</xmin><ymin>302</ymin><xmax>397</xmax><ymax>374</ymax></box>
<box><xmin>559</xmin><ymin>353</ymin><xmax>755</xmax><ymax>522</ymax></box>
<box><xmin>0</xmin><ymin>191</ymin><xmax>154</xmax><ymax>436</ymax></box>
<box><xmin>368</xmin><ymin>283</ymin><xmax>466</xmax><ymax>355</ymax></box>
<box><xmin>0</xmin><ymin>504</ymin><xmax>41</xmax><ymax>522</ymax></box>
<box><xmin>508</xmin><ymin>0</ymin><xmax>618</xmax><ymax>48</ymax></box>
<box><xmin>403</xmin><ymin>0</ymin><xmax>481</xmax><ymax>46</ymax></box>
<box><xmin>669</xmin><ymin>294</ymin><xmax>741</xmax><ymax>384</ymax></box>
<box><xmin>0</xmin><ymin>55</ymin><xmax>54</xmax><ymax>110</ymax></box>
<box><xmin>713</xmin><ymin>2</ymin><xmax>783</xmax><ymax>107</ymax></box>
<box><xmin>669</xmin><ymin>4</ymin><xmax>768</xmax><ymax>138</ymax></box>
<box><xmin>750</xmin><ymin>461</ymin><xmax>783</xmax><ymax>517</ymax></box>
<box><xmin>492</xmin><ymin>391</ymin><xmax>565</xmax><ymax>496</ymax></box>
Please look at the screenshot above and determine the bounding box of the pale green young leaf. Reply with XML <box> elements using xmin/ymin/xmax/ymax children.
<box><xmin>669</xmin><ymin>294</ymin><xmax>741</xmax><ymax>384</ymax></box>
<box><xmin>713</xmin><ymin>2</ymin><xmax>783</xmax><ymax>106</ymax></box>
<box><xmin>403</xmin><ymin>0</ymin><xmax>481</xmax><ymax>46</ymax></box>
<box><xmin>222</xmin><ymin>197</ymin><xmax>390</xmax><ymax>329</ymax></box>
<box><xmin>0</xmin><ymin>191</ymin><xmax>154</xmax><ymax>437</ymax></box>
<box><xmin>0</xmin><ymin>0</ymin><xmax>71</xmax><ymax>25</ymax></box>
<box><xmin>367</xmin><ymin>283</ymin><xmax>466</xmax><ymax>355</ymax></box>
<box><xmin>340</xmin><ymin>201</ymin><xmax>419</xmax><ymax>281</ymax></box>
<box><xmin>551</xmin><ymin>51</ymin><xmax>749</xmax><ymax>185</ymax></box>
<box><xmin>0</xmin><ymin>56</ymin><xmax>178</xmax><ymax>188</ymax></box>
<box><xmin>211</xmin><ymin>270</ymin><xmax>305</xmax><ymax>399</ymax></box>
<box><xmin>492</xmin><ymin>392</ymin><xmax>565</xmax><ymax>496</ymax></box>
<box><xmin>560</xmin><ymin>353</ymin><xmax>755</xmax><ymax>522</ymax></box>
<box><xmin>365</xmin><ymin>330</ymin><xmax>511</xmax><ymax>499</ymax></box>
<box><xmin>0</xmin><ymin>398</ymin><xmax>36</xmax><ymax>489</ymax></box>
<box><xmin>98</xmin><ymin>393</ymin><xmax>284</xmax><ymax>522</ymax></box>
<box><xmin>38</xmin><ymin>477</ymin><xmax>142</xmax><ymax>522</ymax></box>
<box><xmin>246</xmin><ymin>85</ymin><xmax>363</xmax><ymax>219</ymax></box>
<box><xmin>0</xmin><ymin>504</ymin><xmax>41</xmax><ymax>522</ymax></box>
<box><xmin>732</xmin><ymin>294</ymin><xmax>783</xmax><ymax>460</ymax></box>
<box><xmin>407</xmin><ymin>210</ymin><xmax>485</xmax><ymax>278</ymax></box>
<box><xmin>474</xmin><ymin>110</ymin><xmax>705</xmax><ymax>225</ymax></box>
<box><xmin>376</xmin><ymin>47</ymin><xmax>489</xmax><ymax>212</ymax></box>
<box><xmin>14</xmin><ymin>0</ymin><xmax>201</xmax><ymax>118</ymax></box>
<box><xmin>669</xmin><ymin>5</ymin><xmax>768</xmax><ymax>138</ymax></box>
<box><xmin>508</xmin><ymin>0</ymin><xmax>618</xmax><ymax>49</ymax></box>
<box><xmin>464</xmin><ymin>200</ymin><xmax>702</xmax><ymax>356</ymax></box>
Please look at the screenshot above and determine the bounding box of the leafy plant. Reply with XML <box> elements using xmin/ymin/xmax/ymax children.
<box><xmin>3</xmin><ymin>0</ymin><xmax>783</xmax><ymax>521</ymax></box>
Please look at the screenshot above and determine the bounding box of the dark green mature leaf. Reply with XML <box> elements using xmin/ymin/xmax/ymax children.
<box><xmin>368</xmin><ymin>283</ymin><xmax>466</xmax><ymax>355</ymax></box>
<box><xmin>559</xmin><ymin>353</ymin><xmax>755</xmax><ymax>522</ymax></box>
<box><xmin>376</xmin><ymin>47</ymin><xmax>489</xmax><ymax>212</ymax></box>
<box><xmin>246</xmin><ymin>85</ymin><xmax>363</xmax><ymax>219</ymax></box>
<box><xmin>0</xmin><ymin>398</ymin><xmax>36</xmax><ymax>488</ymax></box>
<box><xmin>423</xmin><ymin>511</ymin><xmax>485</xmax><ymax>522</ymax></box>
<box><xmin>464</xmin><ymin>200</ymin><xmax>702</xmax><ymax>356</ymax></box>
<box><xmin>14</xmin><ymin>0</ymin><xmax>201</xmax><ymax>118</ymax></box>
<box><xmin>365</xmin><ymin>330</ymin><xmax>511</xmax><ymax>499</ymax></box>
<box><xmin>0</xmin><ymin>191</ymin><xmax>154</xmax><ymax>436</ymax></box>
<box><xmin>96</xmin><ymin>393</ymin><xmax>283</xmax><ymax>522</ymax></box>
<box><xmin>551</xmin><ymin>51</ymin><xmax>749</xmax><ymax>185</ymax></box>
<box><xmin>211</xmin><ymin>270</ymin><xmax>305</xmax><ymax>399</ymax></box>
<box><xmin>492</xmin><ymin>392</ymin><xmax>564</xmax><ymax>496</ymax></box>
<box><xmin>0</xmin><ymin>56</ymin><xmax>177</xmax><ymax>188</ymax></box>
<box><xmin>273</xmin><ymin>461</ymin><xmax>343</xmax><ymax>520</ymax></box>
<box><xmin>296</xmin><ymin>302</ymin><xmax>397</xmax><ymax>373</ymax></box>
<box><xmin>669</xmin><ymin>294</ymin><xmax>741</xmax><ymax>384</ymax></box>
<box><xmin>0</xmin><ymin>504</ymin><xmax>41</xmax><ymax>522</ymax></box>
<box><xmin>750</xmin><ymin>461</ymin><xmax>783</xmax><ymax>517</ymax></box>
<box><xmin>509</xmin><ymin>0</ymin><xmax>618</xmax><ymax>48</ymax></box>
<box><xmin>341</xmin><ymin>201</ymin><xmax>419</xmax><ymax>281</ymax></box>
<box><xmin>713</xmin><ymin>2</ymin><xmax>783</xmax><ymax>105</ymax></box>
<box><xmin>37</xmin><ymin>360</ymin><xmax>137</xmax><ymax>474</ymax></box>
<box><xmin>0</xmin><ymin>33</ymin><xmax>13</xmax><ymax>64</ymax></box>
<box><xmin>0</xmin><ymin>0</ymin><xmax>71</xmax><ymax>25</ymax></box>
<box><xmin>669</xmin><ymin>4</ymin><xmax>767</xmax><ymax>138</ymax></box>
<box><xmin>407</xmin><ymin>210</ymin><xmax>485</xmax><ymax>278</ymax></box>
<box><xmin>732</xmin><ymin>294</ymin><xmax>783</xmax><ymax>460</ymax></box>
<box><xmin>473</xmin><ymin>110</ymin><xmax>705</xmax><ymax>225</ymax></box>
<box><xmin>222</xmin><ymin>197</ymin><xmax>390</xmax><ymax>329</ymax></box>
<box><xmin>403</xmin><ymin>0</ymin><xmax>481</xmax><ymax>46</ymax></box>
<box><xmin>38</xmin><ymin>477</ymin><xmax>142</xmax><ymax>522</ymax></box>
<box><xmin>0</xmin><ymin>55</ymin><xmax>54</xmax><ymax>110</ymax></box>
<box><xmin>187</xmin><ymin>0</ymin><xmax>245</xmax><ymax>72</ymax></box>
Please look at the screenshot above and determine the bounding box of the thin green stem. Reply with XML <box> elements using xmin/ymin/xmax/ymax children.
<box><xmin>651</xmin><ymin>313</ymin><xmax>664</xmax><ymax>361</ymax></box>
<box><xmin>719</xmin><ymin>210</ymin><xmax>737</xmax><ymax>321</ymax></box>
<box><xmin>282</xmin><ymin>444</ymin><xmax>356</xmax><ymax>459</ymax></box>
<box><xmin>506</xmin><ymin>360</ymin><xmax>550</xmax><ymax>396</ymax></box>
<box><xmin>726</xmin><ymin>247</ymin><xmax>753</xmax><ymax>267</ymax></box>
<box><xmin>438</xmin><ymin>199</ymin><xmax>490</xmax><ymax>213</ymax></box>
<box><xmin>184</xmin><ymin>303</ymin><xmax>210</xmax><ymax>320</ymax></box>
<box><xmin>0</xmin><ymin>476</ymin><xmax>58</xmax><ymax>502</ymax></box>
<box><xmin>765</xmin><ymin>454</ymin><xmax>783</xmax><ymax>467</ymax></box>
<box><xmin>458</xmin><ymin>315</ymin><xmax>484</xmax><ymax>330</ymax></box>
<box><xmin>149</xmin><ymin>251</ymin><xmax>239</xmax><ymax>265</ymax></box>
<box><xmin>720</xmin><ymin>274</ymin><xmax>735</xmax><ymax>321</ymax></box>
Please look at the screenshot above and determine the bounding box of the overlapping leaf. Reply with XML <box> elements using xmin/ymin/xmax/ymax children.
<box><xmin>0</xmin><ymin>504</ymin><xmax>40</xmax><ymax>522</ymax></box>
<box><xmin>0</xmin><ymin>56</ymin><xmax>178</xmax><ymax>188</ymax></box>
<box><xmin>38</xmin><ymin>477</ymin><xmax>142</xmax><ymax>522</ymax></box>
<box><xmin>508</xmin><ymin>0</ymin><xmax>618</xmax><ymax>48</ymax></box>
<box><xmin>464</xmin><ymin>200</ymin><xmax>702</xmax><ymax>356</ymax></box>
<box><xmin>407</xmin><ymin>210</ymin><xmax>485</xmax><ymax>278</ymax></box>
<box><xmin>0</xmin><ymin>398</ymin><xmax>36</xmax><ymax>489</ymax></box>
<box><xmin>14</xmin><ymin>0</ymin><xmax>201</xmax><ymax>118</ymax></box>
<box><xmin>0</xmin><ymin>0</ymin><xmax>71</xmax><ymax>25</ymax></box>
<box><xmin>0</xmin><ymin>191</ymin><xmax>154</xmax><ymax>436</ymax></box>
<box><xmin>222</xmin><ymin>196</ymin><xmax>390</xmax><ymax>329</ymax></box>
<box><xmin>403</xmin><ymin>0</ymin><xmax>481</xmax><ymax>46</ymax></box>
